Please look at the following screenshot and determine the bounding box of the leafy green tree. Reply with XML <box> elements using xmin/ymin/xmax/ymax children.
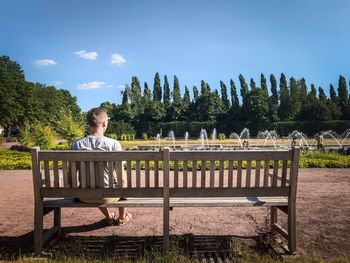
<box><xmin>143</xmin><ymin>82</ymin><xmax>151</xmax><ymax>105</ymax></box>
<box><xmin>318</xmin><ymin>87</ymin><xmax>327</xmax><ymax>102</ymax></box>
<box><xmin>329</xmin><ymin>84</ymin><xmax>337</xmax><ymax>103</ymax></box>
<box><xmin>249</xmin><ymin>87</ymin><xmax>269</xmax><ymax>122</ymax></box>
<box><xmin>250</xmin><ymin>78</ymin><xmax>257</xmax><ymax>90</ymax></box>
<box><xmin>153</xmin><ymin>72</ymin><xmax>162</xmax><ymax>101</ymax></box>
<box><xmin>57</xmin><ymin>112</ymin><xmax>85</xmax><ymax>147</ymax></box>
<box><xmin>220</xmin><ymin>80</ymin><xmax>230</xmax><ymax>111</ymax></box>
<box><xmin>289</xmin><ymin>77</ymin><xmax>301</xmax><ymax>119</ymax></box>
<box><xmin>193</xmin><ymin>86</ymin><xmax>199</xmax><ymax>101</ymax></box>
<box><xmin>200</xmin><ymin>80</ymin><xmax>209</xmax><ymax>96</ymax></box>
<box><xmin>337</xmin><ymin>75</ymin><xmax>350</xmax><ymax>119</ymax></box>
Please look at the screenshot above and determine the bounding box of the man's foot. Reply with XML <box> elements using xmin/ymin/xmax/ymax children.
<box><xmin>116</xmin><ymin>212</ymin><xmax>132</xmax><ymax>225</ymax></box>
<box><xmin>106</xmin><ymin>212</ymin><xmax>118</xmax><ymax>226</ymax></box>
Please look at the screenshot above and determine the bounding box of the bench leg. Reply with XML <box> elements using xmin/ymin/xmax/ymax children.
<box><xmin>34</xmin><ymin>201</ymin><xmax>44</xmax><ymax>253</ymax></box>
<box><xmin>54</xmin><ymin>208</ymin><xmax>61</xmax><ymax>237</ymax></box>
<box><xmin>163</xmin><ymin>198</ymin><xmax>170</xmax><ymax>253</ymax></box>
<box><xmin>288</xmin><ymin>202</ymin><xmax>296</xmax><ymax>253</ymax></box>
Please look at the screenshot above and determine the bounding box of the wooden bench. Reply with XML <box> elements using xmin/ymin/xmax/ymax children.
<box><xmin>31</xmin><ymin>147</ymin><xmax>300</xmax><ymax>254</ymax></box>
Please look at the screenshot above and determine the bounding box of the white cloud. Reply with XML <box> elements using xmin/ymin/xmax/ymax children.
<box><xmin>74</xmin><ymin>50</ymin><xmax>98</xmax><ymax>60</ymax></box>
<box><xmin>110</xmin><ymin>53</ymin><xmax>126</xmax><ymax>66</ymax></box>
<box><xmin>118</xmin><ymin>84</ymin><xmax>126</xmax><ymax>89</ymax></box>
<box><xmin>52</xmin><ymin>81</ymin><xmax>63</xmax><ymax>86</ymax></box>
<box><xmin>78</xmin><ymin>81</ymin><xmax>108</xmax><ymax>90</ymax></box>
<box><xmin>34</xmin><ymin>59</ymin><xmax>57</xmax><ymax>68</ymax></box>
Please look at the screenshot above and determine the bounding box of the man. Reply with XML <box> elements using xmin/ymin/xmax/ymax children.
<box><xmin>72</xmin><ymin>107</ymin><xmax>131</xmax><ymax>225</ymax></box>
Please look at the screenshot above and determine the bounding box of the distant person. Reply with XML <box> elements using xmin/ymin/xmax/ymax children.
<box><xmin>72</xmin><ymin>107</ymin><xmax>131</xmax><ymax>226</ymax></box>
<box><xmin>316</xmin><ymin>134</ymin><xmax>324</xmax><ymax>151</ymax></box>
<box><xmin>291</xmin><ymin>136</ymin><xmax>297</xmax><ymax>147</ymax></box>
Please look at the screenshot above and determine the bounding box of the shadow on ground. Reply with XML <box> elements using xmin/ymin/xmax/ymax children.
<box><xmin>0</xmin><ymin>221</ymin><xmax>276</xmax><ymax>261</ymax></box>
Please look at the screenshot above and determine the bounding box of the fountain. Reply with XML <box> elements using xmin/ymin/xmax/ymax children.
<box><xmin>289</xmin><ymin>131</ymin><xmax>310</xmax><ymax>149</ymax></box>
<box><xmin>211</xmin><ymin>128</ymin><xmax>217</xmax><ymax>145</ymax></box>
<box><xmin>184</xmin><ymin>131</ymin><xmax>189</xmax><ymax>148</ymax></box>
<box><xmin>199</xmin><ymin>129</ymin><xmax>209</xmax><ymax>148</ymax></box>
<box><xmin>229</xmin><ymin>132</ymin><xmax>241</xmax><ymax>147</ymax></box>
<box><xmin>257</xmin><ymin>130</ymin><xmax>278</xmax><ymax>149</ymax></box>
<box><xmin>168</xmin><ymin>130</ymin><xmax>176</xmax><ymax>149</ymax></box>
<box><xmin>321</xmin><ymin>130</ymin><xmax>343</xmax><ymax>149</ymax></box>
<box><xmin>155</xmin><ymin>133</ymin><xmax>161</xmax><ymax>148</ymax></box>
<box><xmin>341</xmin><ymin>129</ymin><xmax>350</xmax><ymax>147</ymax></box>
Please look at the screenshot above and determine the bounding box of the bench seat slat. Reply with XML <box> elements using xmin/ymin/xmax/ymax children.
<box><xmin>43</xmin><ymin>196</ymin><xmax>288</xmax><ymax>208</ymax></box>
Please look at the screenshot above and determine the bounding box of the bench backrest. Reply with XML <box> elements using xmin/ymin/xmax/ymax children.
<box><xmin>31</xmin><ymin>147</ymin><xmax>300</xmax><ymax>200</ymax></box>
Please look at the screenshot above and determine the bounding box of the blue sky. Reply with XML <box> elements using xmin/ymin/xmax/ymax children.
<box><xmin>1</xmin><ymin>0</ymin><xmax>349</xmax><ymax>111</ymax></box>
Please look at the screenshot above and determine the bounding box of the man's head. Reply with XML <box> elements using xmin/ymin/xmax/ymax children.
<box><xmin>86</xmin><ymin>107</ymin><xmax>109</xmax><ymax>131</ymax></box>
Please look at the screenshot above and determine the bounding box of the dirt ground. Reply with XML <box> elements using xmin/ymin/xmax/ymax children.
<box><xmin>0</xmin><ymin>168</ymin><xmax>349</xmax><ymax>259</ymax></box>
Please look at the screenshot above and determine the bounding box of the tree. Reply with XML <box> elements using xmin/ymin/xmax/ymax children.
<box><xmin>130</xmin><ymin>76</ymin><xmax>143</xmax><ymax>117</ymax></box>
<box><xmin>163</xmin><ymin>75</ymin><xmax>170</xmax><ymax>111</ymax></box>
<box><xmin>220</xmin><ymin>80</ymin><xmax>230</xmax><ymax>111</ymax></box>
<box><xmin>182</xmin><ymin>86</ymin><xmax>191</xmax><ymax>120</ymax></box>
<box><xmin>200</xmin><ymin>80</ymin><xmax>209</xmax><ymax>96</ymax></box>
<box><xmin>278</xmin><ymin>73</ymin><xmax>291</xmax><ymax>120</ymax></box>
<box><xmin>239</xmin><ymin>74</ymin><xmax>250</xmax><ymax>119</ymax></box>
<box><xmin>153</xmin><ymin>72</ymin><xmax>162</xmax><ymax>101</ymax></box>
<box><xmin>329</xmin><ymin>84</ymin><xmax>337</xmax><ymax>103</ymax></box>
<box><xmin>337</xmin><ymin>75</ymin><xmax>350</xmax><ymax>119</ymax></box>
<box><xmin>268</xmin><ymin>74</ymin><xmax>279</xmax><ymax>122</ymax></box>
<box><xmin>143</xmin><ymin>82</ymin><xmax>151</xmax><ymax>105</ymax></box>
<box><xmin>193</xmin><ymin>86</ymin><xmax>199</xmax><ymax>101</ymax></box>
<box><xmin>260</xmin><ymin>73</ymin><xmax>268</xmax><ymax>96</ymax></box>
<box><xmin>289</xmin><ymin>77</ymin><xmax>301</xmax><ymax>119</ymax></box>
<box><xmin>318</xmin><ymin>87</ymin><xmax>327</xmax><ymax>102</ymax></box>
<box><xmin>250</xmin><ymin>78</ymin><xmax>257</xmax><ymax>90</ymax></box>
<box><xmin>170</xmin><ymin>75</ymin><xmax>182</xmax><ymax>120</ymax></box>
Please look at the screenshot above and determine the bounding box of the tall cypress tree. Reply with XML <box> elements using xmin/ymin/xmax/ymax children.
<box><xmin>318</xmin><ymin>87</ymin><xmax>327</xmax><ymax>102</ymax></box>
<box><xmin>130</xmin><ymin>76</ymin><xmax>143</xmax><ymax>116</ymax></box>
<box><xmin>193</xmin><ymin>85</ymin><xmax>199</xmax><ymax>101</ymax></box>
<box><xmin>289</xmin><ymin>77</ymin><xmax>301</xmax><ymax>119</ymax></box>
<box><xmin>337</xmin><ymin>75</ymin><xmax>350</xmax><ymax>119</ymax></box>
<box><xmin>200</xmin><ymin>80</ymin><xmax>209</xmax><ymax>96</ymax></box>
<box><xmin>163</xmin><ymin>75</ymin><xmax>170</xmax><ymax>111</ymax></box>
<box><xmin>250</xmin><ymin>78</ymin><xmax>257</xmax><ymax>90</ymax></box>
<box><xmin>182</xmin><ymin>85</ymin><xmax>191</xmax><ymax>119</ymax></box>
<box><xmin>329</xmin><ymin>84</ymin><xmax>337</xmax><ymax>103</ymax></box>
<box><xmin>143</xmin><ymin>82</ymin><xmax>151</xmax><ymax>105</ymax></box>
<box><xmin>239</xmin><ymin>74</ymin><xmax>250</xmax><ymax>119</ymax></box>
<box><xmin>171</xmin><ymin>75</ymin><xmax>182</xmax><ymax>120</ymax></box>
<box><xmin>230</xmin><ymin>79</ymin><xmax>239</xmax><ymax>109</ymax></box>
<box><xmin>220</xmin><ymin>80</ymin><xmax>230</xmax><ymax>110</ymax></box>
<box><xmin>260</xmin><ymin>73</ymin><xmax>268</xmax><ymax>96</ymax></box>
<box><xmin>268</xmin><ymin>74</ymin><xmax>279</xmax><ymax>122</ymax></box>
<box><xmin>153</xmin><ymin>72</ymin><xmax>162</xmax><ymax>101</ymax></box>
<box><xmin>278</xmin><ymin>73</ymin><xmax>291</xmax><ymax>120</ymax></box>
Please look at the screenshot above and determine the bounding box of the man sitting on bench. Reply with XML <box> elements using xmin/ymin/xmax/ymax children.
<box><xmin>72</xmin><ymin>107</ymin><xmax>131</xmax><ymax>225</ymax></box>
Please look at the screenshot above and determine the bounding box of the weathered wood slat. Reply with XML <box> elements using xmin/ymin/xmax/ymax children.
<box><xmin>273</xmin><ymin>223</ymin><xmax>288</xmax><ymax>239</ymax></box>
<box><xmin>201</xmin><ymin>160</ymin><xmax>206</xmax><ymax>188</ymax></box>
<box><xmin>79</xmin><ymin>161</ymin><xmax>86</xmax><ymax>189</ymax></box>
<box><xmin>228</xmin><ymin>160</ymin><xmax>233</xmax><ymax>187</ymax></box>
<box><xmin>98</xmin><ymin>161</ymin><xmax>104</xmax><ymax>188</ymax></box>
<box><xmin>255</xmin><ymin>160</ymin><xmax>261</xmax><ymax>187</ymax></box>
<box><xmin>281</xmin><ymin>160</ymin><xmax>288</xmax><ymax>187</ymax></box>
<box><xmin>273</xmin><ymin>160</ymin><xmax>279</xmax><ymax>187</ymax></box>
<box><xmin>170</xmin><ymin>187</ymin><xmax>290</xmax><ymax>197</ymax></box>
<box><xmin>136</xmin><ymin>161</ymin><xmax>141</xmax><ymax>188</ymax></box>
<box><xmin>62</xmin><ymin>161</ymin><xmax>68</xmax><ymax>188</ymax></box>
<box><xmin>192</xmin><ymin>161</ymin><xmax>197</xmax><ymax>188</ymax></box>
<box><xmin>127</xmin><ymin>161</ymin><xmax>132</xmax><ymax>188</ymax></box>
<box><xmin>43</xmin><ymin>196</ymin><xmax>288</xmax><ymax>208</ymax></box>
<box><xmin>145</xmin><ymin>161</ymin><xmax>150</xmax><ymax>188</ymax></box>
<box><xmin>53</xmin><ymin>161</ymin><xmax>59</xmax><ymax>188</ymax></box>
<box><xmin>154</xmin><ymin>161</ymin><xmax>159</xmax><ymax>188</ymax></box>
<box><xmin>89</xmin><ymin>162</ymin><xmax>95</xmax><ymax>188</ymax></box>
<box><xmin>70</xmin><ymin>162</ymin><xmax>77</xmax><ymax>188</ymax></box>
<box><xmin>170</xmin><ymin>150</ymin><xmax>292</xmax><ymax>161</ymax></box>
<box><xmin>237</xmin><ymin>161</ymin><xmax>242</xmax><ymax>188</ymax></box>
<box><xmin>210</xmin><ymin>161</ymin><xmax>215</xmax><ymax>187</ymax></box>
<box><xmin>219</xmin><ymin>161</ymin><xmax>224</xmax><ymax>187</ymax></box>
<box><xmin>44</xmin><ymin>161</ymin><xmax>51</xmax><ymax>188</ymax></box>
<box><xmin>246</xmin><ymin>160</ymin><xmax>252</xmax><ymax>187</ymax></box>
<box><xmin>108</xmin><ymin>161</ymin><xmax>114</xmax><ymax>188</ymax></box>
<box><xmin>263</xmin><ymin>160</ymin><xmax>269</xmax><ymax>187</ymax></box>
<box><xmin>183</xmin><ymin>161</ymin><xmax>188</xmax><ymax>188</ymax></box>
<box><xmin>116</xmin><ymin>161</ymin><xmax>123</xmax><ymax>188</ymax></box>
<box><xmin>174</xmin><ymin>161</ymin><xmax>179</xmax><ymax>188</ymax></box>
<box><xmin>39</xmin><ymin>151</ymin><xmax>163</xmax><ymax>161</ymax></box>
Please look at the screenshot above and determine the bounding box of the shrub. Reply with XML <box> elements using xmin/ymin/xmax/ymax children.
<box><xmin>32</xmin><ymin>123</ymin><xmax>56</xmax><ymax>150</ymax></box>
<box><xmin>218</xmin><ymin>133</ymin><xmax>226</xmax><ymax>140</ymax></box>
<box><xmin>106</xmin><ymin>133</ymin><xmax>117</xmax><ymax>139</ymax></box>
<box><xmin>142</xmin><ymin>133</ymin><xmax>148</xmax><ymax>140</ymax></box>
<box><xmin>56</xmin><ymin>112</ymin><xmax>85</xmax><ymax>147</ymax></box>
<box><xmin>0</xmin><ymin>135</ymin><xmax>4</xmax><ymax>144</ymax></box>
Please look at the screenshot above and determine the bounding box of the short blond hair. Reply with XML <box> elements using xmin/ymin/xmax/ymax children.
<box><xmin>87</xmin><ymin>107</ymin><xmax>108</xmax><ymax>128</ymax></box>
